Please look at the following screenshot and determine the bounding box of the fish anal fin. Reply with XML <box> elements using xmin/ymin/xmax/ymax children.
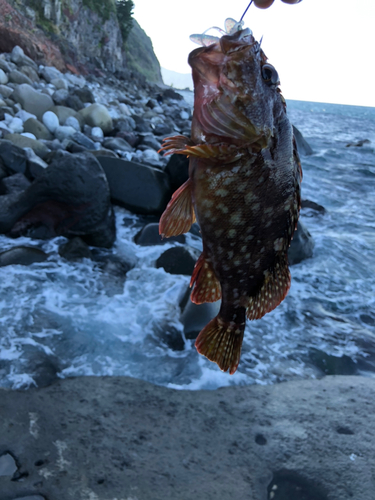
<box><xmin>195</xmin><ymin>316</ymin><xmax>244</xmax><ymax>374</ymax></box>
<box><xmin>246</xmin><ymin>254</ymin><xmax>291</xmax><ymax>320</ymax></box>
<box><xmin>158</xmin><ymin>135</ymin><xmax>194</xmax><ymax>156</ymax></box>
<box><xmin>159</xmin><ymin>179</ymin><xmax>195</xmax><ymax>238</ymax></box>
<box><xmin>190</xmin><ymin>253</ymin><xmax>221</xmax><ymax>304</ymax></box>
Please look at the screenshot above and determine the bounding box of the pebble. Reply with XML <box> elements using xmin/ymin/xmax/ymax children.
<box><xmin>8</xmin><ymin>117</ymin><xmax>24</xmax><ymax>133</ymax></box>
<box><xmin>54</xmin><ymin>125</ymin><xmax>76</xmax><ymax>141</ymax></box>
<box><xmin>0</xmin><ymin>69</ymin><xmax>8</xmax><ymax>84</ymax></box>
<box><xmin>91</xmin><ymin>126</ymin><xmax>103</xmax><ymax>140</ymax></box>
<box><xmin>64</xmin><ymin>115</ymin><xmax>81</xmax><ymax>132</ymax></box>
<box><xmin>16</xmin><ymin>109</ymin><xmax>37</xmax><ymax>122</ymax></box>
<box><xmin>42</xmin><ymin>111</ymin><xmax>59</xmax><ymax>133</ymax></box>
<box><xmin>21</xmin><ymin>132</ymin><xmax>36</xmax><ymax>140</ymax></box>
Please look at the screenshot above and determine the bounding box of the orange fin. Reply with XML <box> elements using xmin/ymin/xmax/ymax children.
<box><xmin>159</xmin><ymin>179</ymin><xmax>196</xmax><ymax>237</ymax></box>
<box><xmin>195</xmin><ymin>316</ymin><xmax>244</xmax><ymax>374</ymax></box>
<box><xmin>190</xmin><ymin>253</ymin><xmax>221</xmax><ymax>304</ymax></box>
<box><xmin>246</xmin><ymin>254</ymin><xmax>291</xmax><ymax>320</ymax></box>
<box><xmin>158</xmin><ymin>135</ymin><xmax>193</xmax><ymax>156</ymax></box>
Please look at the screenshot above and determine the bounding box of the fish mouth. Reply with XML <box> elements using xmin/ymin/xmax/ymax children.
<box><xmin>220</xmin><ymin>28</ymin><xmax>256</xmax><ymax>55</ymax></box>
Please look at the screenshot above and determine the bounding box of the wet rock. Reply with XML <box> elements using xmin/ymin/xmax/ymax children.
<box><xmin>59</xmin><ymin>237</ymin><xmax>92</xmax><ymax>260</ymax></box>
<box><xmin>79</xmin><ymin>104</ymin><xmax>113</xmax><ymax>134</ymax></box>
<box><xmin>156</xmin><ymin>247</ymin><xmax>197</xmax><ymax>275</ymax></box>
<box><xmin>346</xmin><ymin>139</ymin><xmax>371</xmax><ymax>147</ymax></box>
<box><xmin>180</xmin><ymin>287</ymin><xmax>221</xmax><ymax>340</ymax></box>
<box><xmin>0</xmin><ymin>376</ymin><xmax>374</xmax><ymax>499</ymax></box>
<box><xmin>164</xmin><ymin>153</ymin><xmax>189</xmax><ymax>191</ymax></box>
<box><xmin>72</xmin><ymin>86</ymin><xmax>95</xmax><ymax>103</ymax></box>
<box><xmin>0</xmin><ymin>152</ymin><xmax>115</xmax><ymax>248</ymax></box>
<box><xmin>24</xmin><ymin>147</ymin><xmax>48</xmax><ymax>178</ymax></box>
<box><xmin>65</xmin><ymin>93</ymin><xmax>84</xmax><ymax>111</ymax></box>
<box><xmin>71</xmin><ymin>131</ymin><xmax>96</xmax><ymax>150</ymax></box>
<box><xmin>0</xmin><ymin>246</ymin><xmax>48</xmax><ymax>266</ymax></box>
<box><xmin>163</xmin><ymin>88</ymin><xmax>184</xmax><ymax>100</ymax></box>
<box><xmin>97</xmin><ymin>157</ymin><xmax>171</xmax><ymax>215</ymax></box>
<box><xmin>309</xmin><ymin>348</ymin><xmax>357</xmax><ymax>376</ymax></box>
<box><xmin>12</xmin><ymin>84</ymin><xmax>53</xmax><ymax>121</ymax></box>
<box><xmin>140</xmin><ymin>133</ymin><xmax>162</xmax><ymax>151</ymax></box>
<box><xmin>134</xmin><ymin>223</ymin><xmax>185</xmax><ymax>246</ymax></box>
<box><xmin>288</xmin><ymin>220</ymin><xmax>314</xmax><ymax>265</ymax></box>
<box><xmin>293</xmin><ymin>125</ymin><xmax>314</xmax><ymax>155</ymax></box>
<box><xmin>2</xmin><ymin>172</ymin><xmax>31</xmax><ymax>194</ymax></box>
<box><xmin>3</xmin><ymin>133</ymin><xmax>50</xmax><ymax>159</ymax></box>
<box><xmin>24</xmin><ymin>117</ymin><xmax>53</xmax><ymax>140</ymax></box>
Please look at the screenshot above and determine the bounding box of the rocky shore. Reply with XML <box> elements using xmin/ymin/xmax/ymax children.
<box><xmin>1</xmin><ymin>375</ymin><xmax>375</xmax><ymax>500</ymax></box>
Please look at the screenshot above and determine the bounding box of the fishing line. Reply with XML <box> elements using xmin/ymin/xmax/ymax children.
<box><xmin>240</xmin><ymin>0</ymin><xmax>253</xmax><ymax>22</ymax></box>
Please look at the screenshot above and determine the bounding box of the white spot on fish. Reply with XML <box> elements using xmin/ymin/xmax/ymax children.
<box><xmin>216</xmin><ymin>188</ymin><xmax>229</xmax><ymax>197</ymax></box>
<box><xmin>215</xmin><ymin>229</ymin><xmax>224</xmax><ymax>237</ymax></box>
<box><xmin>274</xmin><ymin>238</ymin><xmax>284</xmax><ymax>252</ymax></box>
<box><xmin>217</xmin><ymin>202</ymin><xmax>228</xmax><ymax>214</ymax></box>
<box><xmin>227</xmin><ymin>250</ymin><xmax>234</xmax><ymax>259</ymax></box>
<box><xmin>228</xmin><ymin>229</ymin><xmax>236</xmax><ymax>238</ymax></box>
<box><xmin>245</xmin><ymin>192</ymin><xmax>257</xmax><ymax>204</ymax></box>
<box><xmin>254</xmin><ymin>259</ymin><xmax>260</xmax><ymax>268</ymax></box>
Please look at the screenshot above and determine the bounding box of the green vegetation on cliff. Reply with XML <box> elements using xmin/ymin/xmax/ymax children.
<box><xmin>82</xmin><ymin>0</ymin><xmax>116</xmax><ymax>21</ymax></box>
<box><xmin>125</xmin><ymin>19</ymin><xmax>162</xmax><ymax>84</ymax></box>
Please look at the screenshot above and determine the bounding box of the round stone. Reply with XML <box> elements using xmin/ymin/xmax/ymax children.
<box><xmin>42</xmin><ymin>111</ymin><xmax>59</xmax><ymax>133</ymax></box>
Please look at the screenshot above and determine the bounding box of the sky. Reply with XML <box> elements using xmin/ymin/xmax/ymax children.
<box><xmin>133</xmin><ymin>0</ymin><xmax>375</xmax><ymax>107</ymax></box>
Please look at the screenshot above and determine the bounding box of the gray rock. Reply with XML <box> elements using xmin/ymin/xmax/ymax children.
<box><xmin>164</xmin><ymin>153</ymin><xmax>189</xmax><ymax>191</ymax></box>
<box><xmin>10</xmin><ymin>45</ymin><xmax>37</xmax><ymax>70</ymax></box>
<box><xmin>0</xmin><ymin>452</ymin><xmax>17</xmax><ymax>476</ymax></box>
<box><xmin>71</xmin><ymin>86</ymin><xmax>95</xmax><ymax>103</ymax></box>
<box><xmin>288</xmin><ymin>220</ymin><xmax>314</xmax><ymax>265</ymax></box>
<box><xmin>141</xmin><ymin>133</ymin><xmax>162</xmax><ymax>151</ymax></box>
<box><xmin>12</xmin><ymin>84</ymin><xmax>53</xmax><ymax>121</ymax></box>
<box><xmin>0</xmin><ymin>246</ymin><xmax>48</xmax><ymax>266</ymax></box>
<box><xmin>52</xmin><ymin>88</ymin><xmax>69</xmax><ymax>105</ymax></box>
<box><xmin>40</xmin><ymin>66</ymin><xmax>63</xmax><ymax>83</ymax></box>
<box><xmin>0</xmin><ymin>375</ymin><xmax>373</xmax><ymax>500</ymax></box>
<box><xmin>102</xmin><ymin>136</ymin><xmax>133</xmax><ymax>153</ymax></box>
<box><xmin>42</xmin><ymin>110</ymin><xmax>59</xmax><ymax>133</ymax></box>
<box><xmin>64</xmin><ymin>116</ymin><xmax>80</xmax><ymax>132</ymax></box>
<box><xmin>2</xmin><ymin>173</ymin><xmax>31</xmax><ymax>194</ymax></box>
<box><xmin>180</xmin><ymin>292</ymin><xmax>221</xmax><ymax>340</ymax></box>
<box><xmin>79</xmin><ymin>103</ymin><xmax>113</xmax><ymax>134</ymax></box>
<box><xmin>8</xmin><ymin>70</ymin><xmax>33</xmax><ymax>86</ymax></box>
<box><xmin>50</xmin><ymin>77</ymin><xmax>68</xmax><ymax>90</ymax></box>
<box><xmin>0</xmin><ymin>58</ymin><xmax>11</xmax><ymax>73</ymax></box>
<box><xmin>59</xmin><ymin>236</ymin><xmax>92</xmax><ymax>260</ymax></box>
<box><xmin>24</xmin><ymin>118</ymin><xmax>53</xmax><ymax>140</ymax></box>
<box><xmin>71</xmin><ymin>132</ymin><xmax>96</xmax><ymax>150</ymax></box>
<box><xmin>0</xmin><ymin>139</ymin><xmax>28</xmax><ymax>174</ymax></box>
<box><xmin>49</xmin><ymin>106</ymin><xmax>84</xmax><ymax>128</ymax></box>
<box><xmin>24</xmin><ymin>147</ymin><xmax>48</xmax><ymax>178</ymax></box>
<box><xmin>54</xmin><ymin>125</ymin><xmax>76</xmax><ymax>142</ymax></box>
<box><xmin>0</xmin><ymin>84</ymin><xmax>13</xmax><ymax>99</ymax></box>
<box><xmin>19</xmin><ymin>65</ymin><xmax>40</xmax><ymax>83</ymax></box>
<box><xmin>3</xmin><ymin>133</ymin><xmax>50</xmax><ymax>159</ymax></box>
<box><xmin>97</xmin><ymin>157</ymin><xmax>171</xmax><ymax>215</ymax></box>
<box><xmin>0</xmin><ymin>68</ymin><xmax>8</xmax><ymax>85</ymax></box>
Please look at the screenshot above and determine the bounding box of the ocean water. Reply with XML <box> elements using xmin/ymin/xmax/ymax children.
<box><xmin>0</xmin><ymin>99</ymin><xmax>374</xmax><ymax>390</ymax></box>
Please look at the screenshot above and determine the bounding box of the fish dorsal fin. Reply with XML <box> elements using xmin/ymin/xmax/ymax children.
<box><xmin>190</xmin><ymin>33</ymin><xmax>221</xmax><ymax>47</ymax></box>
<box><xmin>224</xmin><ymin>18</ymin><xmax>244</xmax><ymax>35</ymax></box>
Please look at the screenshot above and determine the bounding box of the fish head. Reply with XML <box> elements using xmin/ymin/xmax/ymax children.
<box><xmin>189</xmin><ymin>29</ymin><xmax>284</xmax><ymax>149</ymax></box>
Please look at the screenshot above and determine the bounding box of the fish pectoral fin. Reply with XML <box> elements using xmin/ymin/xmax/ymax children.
<box><xmin>181</xmin><ymin>143</ymin><xmax>242</xmax><ymax>163</ymax></box>
<box><xmin>159</xmin><ymin>179</ymin><xmax>196</xmax><ymax>237</ymax></box>
<box><xmin>190</xmin><ymin>253</ymin><xmax>221</xmax><ymax>304</ymax></box>
<box><xmin>158</xmin><ymin>135</ymin><xmax>194</xmax><ymax>156</ymax></box>
<box><xmin>195</xmin><ymin>316</ymin><xmax>244</xmax><ymax>374</ymax></box>
<box><xmin>246</xmin><ymin>254</ymin><xmax>291</xmax><ymax>320</ymax></box>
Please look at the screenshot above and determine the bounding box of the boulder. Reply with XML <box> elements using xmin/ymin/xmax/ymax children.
<box><xmin>288</xmin><ymin>220</ymin><xmax>314</xmax><ymax>265</ymax></box>
<box><xmin>2</xmin><ymin>172</ymin><xmax>31</xmax><ymax>194</ymax></box>
<box><xmin>9</xmin><ymin>69</ymin><xmax>33</xmax><ymax>85</ymax></box>
<box><xmin>164</xmin><ymin>153</ymin><xmax>189</xmax><ymax>191</ymax></box>
<box><xmin>3</xmin><ymin>133</ymin><xmax>50</xmax><ymax>159</ymax></box>
<box><xmin>58</xmin><ymin>236</ymin><xmax>92</xmax><ymax>260</ymax></box>
<box><xmin>0</xmin><ymin>139</ymin><xmax>28</xmax><ymax>174</ymax></box>
<box><xmin>0</xmin><ymin>246</ymin><xmax>48</xmax><ymax>266</ymax></box>
<box><xmin>12</xmin><ymin>84</ymin><xmax>54</xmax><ymax>121</ymax></box>
<box><xmin>102</xmin><ymin>137</ymin><xmax>133</xmax><ymax>153</ymax></box>
<box><xmin>0</xmin><ymin>152</ymin><xmax>115</xmax><ymax>248</ymax></box>
<box><xmin>23</xmin><ymin>118</ymin><xmax>53</xmax><ymax>140</ymax></box>
<box><xmin>97</xmin><ymin>157</ymin><xmax>171</xmax><ymax>215</ymax></box>
<box><xmin>40</xmin><ymin>66</ymin><xmax>63</xmax><ymax>83</ymax></box>
<box><xmin>10</xmin><ymin>45</ymin><xmax>38</xmax><ymax>70</ymax></box>
<box><xmin>78</xmin><ymin>104</ymin><xmax>113</xmax><ymax>134</ymax></box>
<box><xmin>156</xmin><ymin>246</ymin><xmax>197</xmax><ymax>275</ymax></box>
<box><xmin>0</xmin><ymin>68</ymin><xmax>8</xmax><ymax>84</ymax></box>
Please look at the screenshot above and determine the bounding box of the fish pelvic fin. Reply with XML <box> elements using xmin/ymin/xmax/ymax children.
<box><xmin>159</xmin><ymin>179</ymin><xmax>196</xmax><ymax>237</ymax></box>
<box><xmin>158</xmin><ymin>135</ymin><xmax>194</xmax><ymax>156</ymax></box>
<box><xmin>195</xmin><ymin>316</ymin><xmax>244</xmax><ymax>374</ymax></box>
<box><xmin>246</xmin><ymin>254</ymin><xmax>291</xmax><ymax>320</ymax></box>
<box><xmin>190</xmin><ymin>253</ymin><xmax>221</xmax><ymax>304</ymax></box>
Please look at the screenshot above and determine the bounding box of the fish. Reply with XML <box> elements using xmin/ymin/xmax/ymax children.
<box><xmin>158</xmin><ymin>25</ymin><xmax>302</xmax><ymax>374</ymax></box>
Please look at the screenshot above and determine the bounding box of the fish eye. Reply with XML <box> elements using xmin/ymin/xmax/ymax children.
<box><xmin>261</xmin><ymin>64</ymin><xmax>279</xmax><ymax>85</ymax></box>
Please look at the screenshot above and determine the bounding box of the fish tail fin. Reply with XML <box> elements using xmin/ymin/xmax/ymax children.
<box><xmin>195</xmin><ymin>316</ymin><xmax>244</xmax><ymax>374</ymax></box>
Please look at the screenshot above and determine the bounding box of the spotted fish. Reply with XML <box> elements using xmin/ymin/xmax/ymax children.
<box><xmin>159</xmin><ymin>27</ymin><xmax>302</xmax><ymax>374</ymax></box>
